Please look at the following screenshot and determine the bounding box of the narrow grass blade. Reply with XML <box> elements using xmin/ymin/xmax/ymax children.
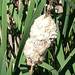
<box><xmin>51</xmin><ymin>70</ymin><xmax>58</xmax><ymax>75</ymax></box>
<box><xmin>22</xmin><ymin>72</ymin><xmax>29</xmax><ymax>75</ymax></box>
<box><xmin>57</xmin><ymin>44</ymin><xmax>65</xmax><ymax>66</ymax></box>
<box><xmin>39</xmin><ymin>62</ymin><xmax>58</xmax><ymax>74</ymax></box>
<box><xmin>33</xmin><ymin>0</ymin><xmax>46</xmax><ymax>19</ymax></box>
<box><xmin>18</xmin><ymin>1</ymin><xmax>24</xmax><ymax>30</ymax></box>
<box><xmin>0</xmin><ymin>0</ymin><xmax>2</xmax><ymax>28</ymax></box>
<box><xmin>39</xmin><ymin>62</ymin><xmax>54</xmax><ymax>71</ymax></box>
<box><xmin>7</xmin><ymin>60</ymin><xmax>13</xmax><ymax>75</ymax></box>
<box><xmin>1</xmin><ymin>56</ymin><xmax>7</xmax><ymax>75</ymax></box>
<box><xmin>1</xmin><ymin>63</ymin><xmax>7</xmax><ymax>75</ymax></box>
<box><xmin>0</xmin><ymin>0</ymin><xmax>8</xmax><ymax>73</ymax></box>
<box><xmin>59</xmin><ymin>48</ymin><xmax>75</xmax><ymax>71</ymax></box>
<box><xmin>19</xmin><ymin>53</ymin><xmax>26</xmax><ymax>65</ymax></box>
<box><xmin>13</xmin><ymin>9</ymin><xmax>21</xmax><ymax>30</ymax></box>
<box><xmin>72</xmin><ymin>18</ymin><xmax>75</xmax><ymax>33</ymax></box>
<box><xmin>65</xmin><ymin>70</ymin><xmax>71</xmax><ymax>75</ymax></box>
<box><xmin>0</xmin><ymin>0</ymin><xmax>2</xmax><ymax>17</ymax></box>
<box><xmin>62</xmin><ymin>1</ymin><xmax>70</xmax><ymax>38</ymax></box>
<box><xmin>72</xmin><ymin>63</ymin><xmax>75</xmax><ymax>73</ymax></box>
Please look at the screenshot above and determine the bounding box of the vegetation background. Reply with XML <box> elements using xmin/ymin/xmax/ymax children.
<box><xmin>0</xmin><ymin>0</ymin><xmax>75</xmax><ymax>75</ymax></box>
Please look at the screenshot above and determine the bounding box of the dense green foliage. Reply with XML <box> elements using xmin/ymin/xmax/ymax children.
<box><xmin>0</xmin><ymin>0</ymin><xmax>75</xmax><ymax>75</ymax></box>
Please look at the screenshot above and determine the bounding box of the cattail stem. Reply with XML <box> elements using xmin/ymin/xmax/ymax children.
<box><xmin>29</xmin><ymin>66</ymin><xmax>33</xmax><ymax>75</ymax></box>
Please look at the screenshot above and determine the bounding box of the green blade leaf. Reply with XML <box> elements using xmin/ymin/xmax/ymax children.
<box><xmin>0</xmin><ymin>0</ymin><xmax>8</xmax><ymax>73</ymax></box>
<box><xmin>59</xmin><ymin>48</ymin><xmax>75</xmax><ymax>71</ymax></box>
<box><xmin>65</xmin><ymin>70</ymin><xmax>71</xmax><ymax>75</ymax></box>
<box><xmin>72</xmin><ymin>63</ymin><xmax>75</xmax><ymax>73</ymax></box>
<box><xmin>57</xmin><ymin>44</ymin><xmax>65</xmax><ymax>66</ymax></box>
<box><xmin>33</xmin><ymin>0</ymin><xmax>46</xmax><ymax>19</ymax></box>
<box><xmin>39</xmin><ymin>62</ymin><xmax>58</xmax><ymax>74</ymax></box>
<box><xmin>39</xmin><ymin>62</ymin><xmax>54</xmax><ymax>71</ymax></box>
<box><xmin>0</xmin><ymin>0</ymin><xmax>2</xmax><ymax>17</ymax></box>
<box><xmin>62</xmin><ymin>1</ymin><xmax>70</xmax><ymax>38</ymax></box>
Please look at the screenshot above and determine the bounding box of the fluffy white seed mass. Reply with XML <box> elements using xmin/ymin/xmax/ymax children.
<box><xmin>23</xmin><ymin>14</ymin><xmax>57</xmax><ymax>66</ymax></box>
<box><xmin>30</xmin><ymin>14</ymin><xmax>57</xmax><ymax>40</ymax></box>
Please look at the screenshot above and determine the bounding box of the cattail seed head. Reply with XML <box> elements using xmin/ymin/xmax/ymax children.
<box><xmin>23</xmin><ymin>14</ymin><xmax>57</xmax><ymax>66</ymax></box>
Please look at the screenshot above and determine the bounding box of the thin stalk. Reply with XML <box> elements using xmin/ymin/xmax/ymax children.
<box><xmin>62</xmin><ymin>1</ymin><xmax>70</xmax><ymax>38</ymax></box>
